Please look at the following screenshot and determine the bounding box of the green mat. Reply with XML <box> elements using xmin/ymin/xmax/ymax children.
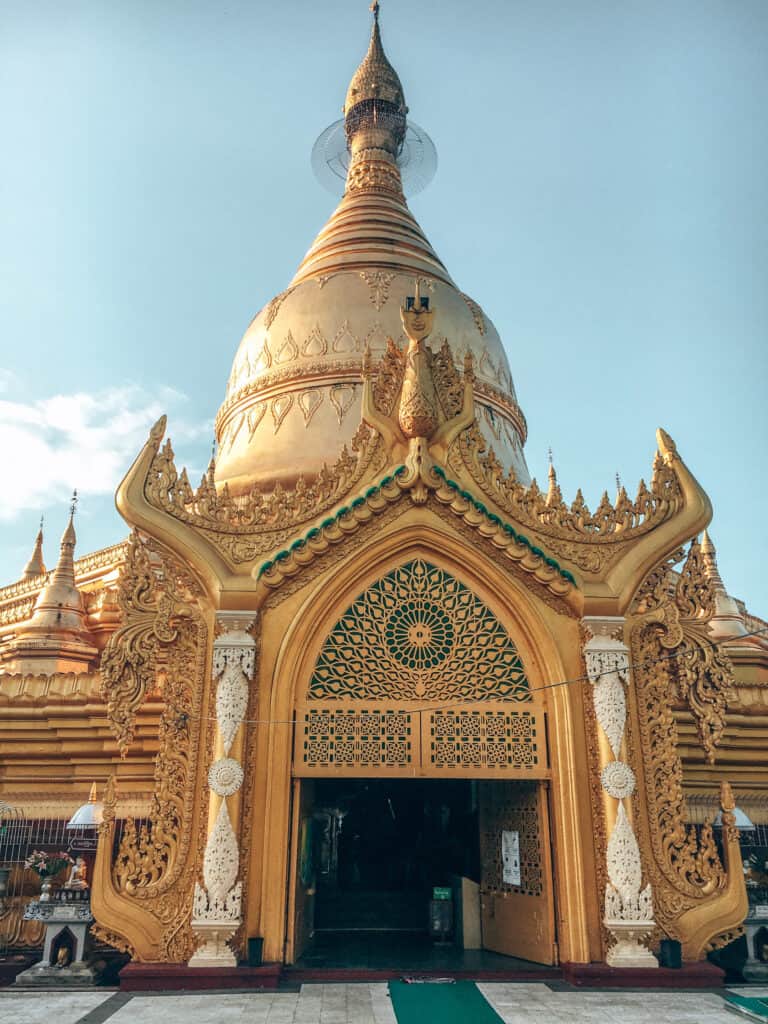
<box><xmin>724</xmin><ymin>993</ymin><xmax>768</xmax><ymax>1021</ymax></box>
<box><xmin>389</xmin><ymin>980</ymin><xmax>504</xmax><ymax>1024</ymax></box>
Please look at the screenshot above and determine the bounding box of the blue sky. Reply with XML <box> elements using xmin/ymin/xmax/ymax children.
<box><xmin>1</xmin><ymin>0</ymin><xmax>766</xmax><ymax>612</ymax></box>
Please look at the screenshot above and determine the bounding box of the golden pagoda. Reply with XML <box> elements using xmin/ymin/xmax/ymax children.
<box><xmin>1</xmin><ymin>5</ymin><xmax>767</xmax><ymax>985</ymax></box>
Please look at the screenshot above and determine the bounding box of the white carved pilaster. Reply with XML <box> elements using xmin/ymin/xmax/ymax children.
<box><xmin>189</xmin><ymin>611</ymin><xmax>256</xmax><ymax>968</ymax></box>
<box><xmin>583</xmin><ymin>615</ymin><xmax>658</xmax><ymax>968</ymax></box>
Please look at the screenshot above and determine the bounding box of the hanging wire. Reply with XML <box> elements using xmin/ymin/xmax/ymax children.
<box><xmin>187</xmin><ymin>624</ymin><xmax>768</xmax><ymax>727</ymax></box>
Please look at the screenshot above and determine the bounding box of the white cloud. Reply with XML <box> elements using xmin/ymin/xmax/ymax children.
<box><xmin>0</xmin><ymin>384</ymin><xmax>211</xmax><ymax>521</ymax></box>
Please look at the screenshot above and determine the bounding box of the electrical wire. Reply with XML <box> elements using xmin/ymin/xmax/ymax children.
<box><xmin>183</xmin><ymin>624</ymin><xmax>768</xmax><ymax>727</ymax></box>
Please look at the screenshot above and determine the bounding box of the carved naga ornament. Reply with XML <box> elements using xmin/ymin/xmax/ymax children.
<box><xmin>628</xmin><ymin>540</ymin><xmax>746</xmax><ymax>957</ymax></box>
<box><xmin>92</xmin><ymin>532</ymin><xmax>211</xmax><ymax>963</ymax></box>
<box><xmin>361</xmin><ymin>281</ymin><xmax>476</xmax><ymax>503</ymax></box>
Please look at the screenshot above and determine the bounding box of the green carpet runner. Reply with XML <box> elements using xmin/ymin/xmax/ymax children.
<box><xmin>389</xmin><ymin>980</ymin><xmax>504</xmax><ymax>1024</ymax></box>
<box><xmin>724</xmin><ymin>992</ymin><xmax>768</xmax><ymax>1021</ymax></box>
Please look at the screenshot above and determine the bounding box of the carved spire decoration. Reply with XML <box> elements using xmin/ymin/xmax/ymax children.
<box><xmin>22</xmin><ymin>517</ymin><xmax>46</xmax><ymax>579</ymax></box>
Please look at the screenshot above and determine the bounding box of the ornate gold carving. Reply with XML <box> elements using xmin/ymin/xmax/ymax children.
<box><xmin>297</xmin><ymin>388</ymin><xmax>323</xmax><ymax>426</ymax></box>
<box><xmin>329</xmin><ymin>383</ymin><xmax>357</xmax><ymax>425</ymax></box>
<box><xmin>263</xmin><ymin>287</ymin><xmax>294</xmax><ymax>330</ymax></box>
<box><xmin>371</xmin><ymin>338</ymin><xmax>405</xmax><ymax>414</ymax></box>
<box><xmin>309</xmin><ymin>559</ymin><xmax>530</xmax><ymax>702</ymax></box>
<box><xmin>247</xmin><ymin>403</ymin><xmax>266</xmax><ymax>439</ymax></box>
<box><xmin>0</xmin><ymin>596</ymin><xmax>35</xmax><ymax>626</ymax></box>
<box><xmin>626</xmin><ymin>541</ymin><xmax>741</xmax><ymax>949</ymax></box>
<box><xmin>216</xmin><ymin>357</ymin><xmax>363</xmax><ymax>431</ymax></box>
<box><xmin>0</xmin><ymin>895</ymin><xmax>46</xmax><ymax>950</ymax></box>
<box><xmin>451</xmin><ymin>429</ymin><xmax>684</xmax><ymax>574</ymax></box>
<box><xmin>270</xmin><ymin>394</ymin><xmax>294</xmax><ymax>433</ymax></box>
<box><xmin>460</xmin><ymin>292</ymin><xmax>486</xmax><ymax>335</ymax></box>
<box><xmin>360</xmin><ymin>270</ymin><xmax>395</xmax><ymax>311</ymax></box>
<box><xmin>275</xmin><ymin>332</ymin><xmax>299</xmax><ymax>365</ymax></box>
<box><xmin>332</xmin><ymin>320</ymin><xmax>358</xmax><ymax>353</ymax></box>
<box><xmin>92</xmin><ymin>538</ymin><xmax>210</xmax><ymax>962</ymax></box>
<box><xmin>633</xmin><ymin>539</ymin><xmax>734</xmax><ymax>761</ymax></box>
<box><xmin>301</xmin><ymin>325</ymin><xmax>328</xmax><ymax>357</ymax></box>
<box><xmin>143</xmin><ymin>423</ymin><xmax>386</xmax><ymax>565</ymax></box>
<box><xmin>346</xmin><ymin>157</ymin><xmax>404</xmax><ymax>196</ymax></box>
<box><xmin>101</xmin><ymin>533</ymin><xmax>181</xmax><ymax>756</ymax></box>
<box><xmin>297</xmin><ymin>705</ymin><xmax>544</xmax><ymax>776</ymax></box>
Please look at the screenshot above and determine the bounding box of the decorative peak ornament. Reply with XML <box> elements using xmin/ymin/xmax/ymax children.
<box><xmin>54</xmin><ymin>500</ymin><xmax>78</xmax><ymax>588</ymax></box>
<box><xmin>344</xmin><ymin>1</ymin><xmax>407</xmax><ymax>122</ymax></box>
<box><xmin>312</xmin><ymin>3</ymin><xmax>436</xmax><ymax>197</ymax></box>
<box><xmin>22</xmin><ymin>517</ymin><xmax>46</xmax><ymax>580</ymax></box>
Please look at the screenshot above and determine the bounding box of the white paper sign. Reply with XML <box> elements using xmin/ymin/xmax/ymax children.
<box><xmin>502</xmin><ymin>829</ymin><xmax>521</xmax><ymax>886</ymax></box>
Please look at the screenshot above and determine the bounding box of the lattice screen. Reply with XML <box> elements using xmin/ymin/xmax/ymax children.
<box><xmin>296</xmin><ymin>704</ymin><xmax>546</xmax><ymax>778</ymax></box>
<box><xmin>309</xmin><ymin>559</ymin><xmax>531</xmax><ymax>703</ymax></box>
<box><xmin>479</xmin><ymin>780</ymin><xmax>544</xmax><ymax>896</ymax></box>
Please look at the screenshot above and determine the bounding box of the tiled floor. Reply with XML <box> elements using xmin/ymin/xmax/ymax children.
<box><xmin>0</xmin><ymin>989</ymin><xmax>115</xmax><ymax>1024</ymax></box>
<box><xmin>0</xmin><ymin>982</ymin><xmax>761</xmax><ymax>1024</ymax></box>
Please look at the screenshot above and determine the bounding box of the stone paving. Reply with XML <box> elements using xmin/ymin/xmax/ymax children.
<box><xmin>0</xmin><ymin>982</ymin><xmax>764</xmax><ymax>1024</ymax></box>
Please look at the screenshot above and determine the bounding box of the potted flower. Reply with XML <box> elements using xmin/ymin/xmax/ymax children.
<box><xmin>24</xmin><ymin>850</ymin><xmax>73</xmax><ymax>902</ymax></box>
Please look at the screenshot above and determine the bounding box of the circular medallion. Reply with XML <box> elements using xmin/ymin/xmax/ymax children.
<box><xmin>385</xmin><ymin>600</ymin><xmax>454</xmax><ymax>670</ymax></box>
<box><xmin>601</xmin><ymin>761</ymin><xmax>636</xmax><ymax>800</ymax></box>
<box><xmin>208</xmin><ymin>757</ymin><xmax>244</xmax><ymax>797</ymax></box>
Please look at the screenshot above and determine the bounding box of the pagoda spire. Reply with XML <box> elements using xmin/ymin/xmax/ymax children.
<box><xmin>341</xmin><ymin>0</ymin><xmax>408</xmax><ymax>193</ymax></box>
<box><xmin>0</xmin><ymin>493</ymin><xmax>97</xmax><ymax>673</ymax></box>
<box><xmin>699</xmin><ymin>529</ymin><xmax>747</xmax><ymax>640</ymax></box>
<box><xmin>50</xmin><ymin>492</ymin><xmax>78</xmax><ymax>590</ymax></box>
<box><xmin>22</xmin><ymin>517</ymin><xmax>46</xmax><ymax>580</ymax></box>
<box><xmin>546</xmin><ymin>450</ymin><xmax>562</xmax><ymax>506</ymax></box>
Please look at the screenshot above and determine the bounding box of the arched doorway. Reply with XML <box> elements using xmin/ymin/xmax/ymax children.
<box><xmin>286</xmin><ymin>557</ymin><xmax>556</xmax><ymax>965</ymax></box>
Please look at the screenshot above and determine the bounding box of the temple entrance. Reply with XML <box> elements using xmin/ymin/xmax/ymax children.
<box><xmin>313</xmin><ymin>778</ymin><xmax>479</xmax><ymax>933</ymax></box>
<box><xmin>287</xmin><ymin>776</ymin><xmax>557</xmax><ymax>966</ymax></box>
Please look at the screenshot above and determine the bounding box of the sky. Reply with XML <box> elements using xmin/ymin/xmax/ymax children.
<box><xmin>0</xmin><ymin>0</ymin><xmax>766</xmax><ymax>611</ymax></box>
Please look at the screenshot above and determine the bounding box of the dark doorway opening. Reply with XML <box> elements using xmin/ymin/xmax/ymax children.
<box><xmin>311</xmin><ymin>777</ymin><xmax>480</xmax><ymax>933</ymax></box>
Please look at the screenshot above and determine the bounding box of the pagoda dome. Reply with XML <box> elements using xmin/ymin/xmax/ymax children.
<box><xmin>214</xmin><ymin>9</ymin><xmax>530</xmax><ymax>496</ymax></box>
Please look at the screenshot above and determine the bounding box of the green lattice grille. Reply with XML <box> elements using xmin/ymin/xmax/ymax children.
<box><xmin>309</xmin><ymin>559</ymin><xmax>530</xmax><ymax>702</ymax></box>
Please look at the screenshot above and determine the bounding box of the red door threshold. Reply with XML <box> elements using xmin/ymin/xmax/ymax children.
<box><xmin>283</xmin><ymin>965</ymin><xmax>562</xmax><ymax>983</ymax></box>
<box><xmin>561</xmin><ymin>960</ymin><xmax>724</xmax><ymax>988</ymax></box>
<box><xmin>119</xmin><ymin>962</ymin><xmax>282</xmax><ymax>991</ymax></box>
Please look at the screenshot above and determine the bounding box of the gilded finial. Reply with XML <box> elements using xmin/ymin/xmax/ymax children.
<box><xmin>69</xmin><ymin>489</ymin><xmax>78</xmax><ymax>519</ymax></box>
<box><xmin>149</xmin><ymin>414</ymin><xmax>167</xmax><ymax>447</ymax></box>
<box><xmin>22</xmin><ymin>516</ymin><xmax>46</xmax><ymax>580</ymax></box>
<box><xmin>546</xmin><ymin>451</ymin><xmax>562</xmax><ymax>507</ymax></box>
<box><xmin>344</xmin><ymin>0</ymin><xmax>406</xmax><ymax>132</ymax></box>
